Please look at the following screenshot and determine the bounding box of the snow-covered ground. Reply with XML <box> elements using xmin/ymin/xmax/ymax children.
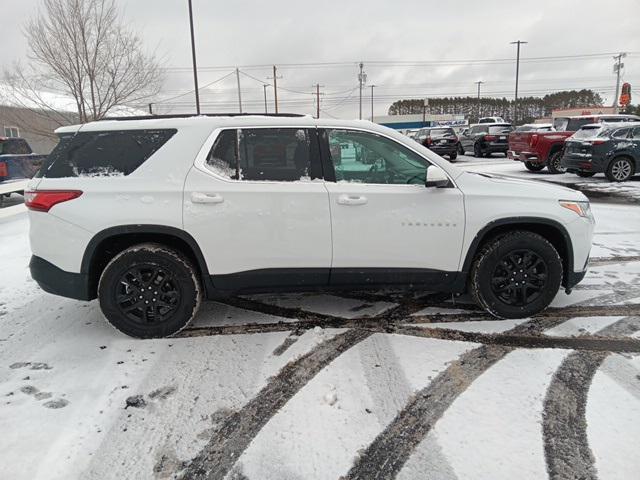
<box><xmin>1</xmin><ymin>156</ymin><xmax>639</xmax><ymax>480</ymax></box>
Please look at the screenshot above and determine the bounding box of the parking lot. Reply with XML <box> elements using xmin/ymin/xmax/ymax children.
<box><xmin>1</xmin><ymin>154</ymin><xmax>639</xmax><ymax>480</ymax></box>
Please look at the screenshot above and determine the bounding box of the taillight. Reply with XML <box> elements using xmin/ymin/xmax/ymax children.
<box><xmin>0</xmin><ymin>162</ymin><xmax>7</xmax><ymax>177</ymax></box>
<box><xmin>24</xmin><ymin>190</ymin><xmax>83</xmax><ymax>212</ymax></box>
<box><xmin>530</xmin><ymin>134</ymin><xmax>539</xmax><ymax>147</ymax></box>
<box><xmin>484</xmin><ymin>135</ymin><xmax>496</xmax><ymax>141</ymax></box>
<box><xmin>425</xmin><ymin>137</ymin><xmax>432</xmax><ymax>145</ymax></box>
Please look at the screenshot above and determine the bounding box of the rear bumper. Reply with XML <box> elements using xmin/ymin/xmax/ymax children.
<box><xmin>428</xmin><ymin>144</ymin><xmax>457</xmax><ymax>155</ymax></box>
<box><xmin>561</xmin><ymin>155</ymin><xmax>607</xmax><ymax>173</ymax></box>
<box><xmin>484</xmin><ymin>143</ymin><xmax>508</xmax><ymax>153</ymax></box>
<box><xmin>29</xmin><ymin>255</ymin><xmax>93</xmax><ymax>301</ymax></box>
<box><xmin>508</xmin><ymin>150</ymin><xmax>540</xmax><ymax>163</ymax></box>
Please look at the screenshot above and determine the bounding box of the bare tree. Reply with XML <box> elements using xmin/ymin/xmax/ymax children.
<box><xmin>3</xmin><ymin>0</ymin><xmax>162</xmax><ymax>128</ymax></box>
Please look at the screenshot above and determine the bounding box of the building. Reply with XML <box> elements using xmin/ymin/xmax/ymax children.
<box><xmin>372</xmin><ymin>113</ymin><xmax>467</xmax><ymax>130</ymax></box>
<box><xmin>0</xmin><ymin>105</ymin><xmax>71</xmax><ymax>154</ymax></box>
<box><xmin>551</xmin><ymin>106</ymin><xmax>617</xmax><ymax>119</ymax></box>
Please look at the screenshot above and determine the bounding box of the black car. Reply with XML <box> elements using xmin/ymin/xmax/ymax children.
<box><xmin>460</xmin><ymin>123</ymin><xmax>513</xmax><ymax>157</ymax></box>
<box><xmin>562</xmin><ymin>124</ymin><xmax>640</xmax><ymax>182</ymax></box>
<box><xmin>414</xmin><ymin>127</ymin><xmax>459</xmax><ymax>160</ymax></box>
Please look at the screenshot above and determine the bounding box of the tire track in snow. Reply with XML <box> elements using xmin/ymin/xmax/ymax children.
<box><xmin>181</xmin><ymin>328</ymin><xmax>373</xmax><ymax>479</ymax></box>
<box><xmin>343</xmin><ymin>317</ymin><xmax>566</xmax><ymax>480</ymax></box>
<box><xmin>542</xmin><ymin>316</ymin><xmax>640</xmax><ymax>480</ymax></box>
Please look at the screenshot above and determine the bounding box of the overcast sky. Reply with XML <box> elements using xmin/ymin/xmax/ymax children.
<box><xmin>2</xmin><ymin>0</ymin><xmax>639</xmax><ymax>118</ymax></box>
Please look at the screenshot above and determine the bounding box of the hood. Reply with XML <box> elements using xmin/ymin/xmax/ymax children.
<box><xmin>457</xmin><ymin>171</ymin><xmax>587</xmax><ymax>202</ymax></box>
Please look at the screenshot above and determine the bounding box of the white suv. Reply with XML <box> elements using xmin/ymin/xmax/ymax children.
<box><xmin>26</xmin><ymin>114</ymin><xmax>594</xmax><ymax>338</ymax></box>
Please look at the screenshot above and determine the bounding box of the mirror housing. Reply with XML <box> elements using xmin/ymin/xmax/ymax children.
<box><xmin>425</xmin><ymin>166</ymin><xmax>450</xmax><ymax>188</ymax></box>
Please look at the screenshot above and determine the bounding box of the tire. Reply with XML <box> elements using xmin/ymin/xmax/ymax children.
<box><xmin>605</xmin><ymin>156</ymin><xmax>634</xmax><ymax>182</ymax></box>
<box><xmin>457</xmin><ymin>143</ymin><xmax>464</xmax><ymax>155</ymax></box>
<box><xmin>524</xmin><ymin>161</ymin><xmax>545</xmax><ymax>172</ymax></box>
<box><xmin>470</xmin><ymin>231</ymin><xmax>563</xmax><ymax>319</ymax></box>
<box><xmin>576</xmin><ymin>171</ymin><xmax>596</xmax><ymax>178</ymax></box>
<box><xmin>98</xmin><ymin>243</ymin><xmax>202</xmax><ymax>338</ymax></box>
<box><xmin>473</xmin><ymin>142</ymin><xmax>483</xmax><ymax>157</ymax></box>
<box><xmin>449</xmin><ymin>152</ymin><xmax>457</xmax><ymax>161</ymax></box>
<box><xmin>546</xmin><ymin>150</ymin><xmax>566</xmax><ymax>174</ymax></box>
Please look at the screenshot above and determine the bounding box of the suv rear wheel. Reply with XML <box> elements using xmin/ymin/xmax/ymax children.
<box><xmin>470</xmin><ymin>231</ymin><xmax>562</xmax><ymax>319</ymax></box>
<box><xmin>98</xmin><ymin>243</ymin><xmax>201</xmax><ymax>338</ymax></box>
<box><xmin>606</xmin><ymin>156</ymin><xmax>634</xmax><ymax>182</ymax></box>
<box><xmin>473</xmin><ymin>142</ymin><xmax>483</xmax><ymax>157</ymax></box>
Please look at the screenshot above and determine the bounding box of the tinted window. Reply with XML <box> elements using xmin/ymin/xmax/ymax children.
<box><xmin>488</xmin><ymin>125</ymin><xmax>513</xmax><ymax>134</ymax></box>
<box><xmin>566</xmin><ymin>118</ymin><xmax>596</xmax><ymax>131</ymax></box>
<box><xmin>38</xmin><ymin>129</ymin><xmax>176</xmax><ymax>178</ymax></box>
<box><xmin>573</xmin><ymin>126</ymin><xmax>603</xmax><ymax>139</ymax></box>
<box><xmin>633</xmin><ymin>128</ymin><xmax>640</xmax><ymax>139</ymax></box>
<box><xmin>0</xmin><ymin>138</ymin><xmax>32</xmax><ymax>155</ymax></box>
<box><xmin>428</xmin><ymin>128</ymin><xmax>455</xmax><ymax>137</ymax></box>
<box><xmin>612</xmin><ymin>128</ymin><xmax>631</xmax><ymax>139</ymax></box>
<box><xmin>206</xmin><ymin>128</ymin><xmax>320</xmax><ymax>182</ymax></box>
<box><xmin>327</xmin><ymin>129</ymin><xmax>431</xmax><ymax>185</ymax></box>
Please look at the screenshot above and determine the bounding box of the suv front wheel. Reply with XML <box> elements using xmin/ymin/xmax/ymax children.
<box><xmin>98</xmin><ymin>243</ymin><xmax>202</xmax><ymax>338</ymax></box>
<box><xmin>470</xmin><ymin>231</ymin><xmax>562</xmax><ymax>319</ymax></box>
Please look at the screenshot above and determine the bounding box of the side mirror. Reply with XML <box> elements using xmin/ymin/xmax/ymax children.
<box><xmin>425</xmin><ymin>165</ymin><xmax>450</xmax><ymax>188</ymax></box>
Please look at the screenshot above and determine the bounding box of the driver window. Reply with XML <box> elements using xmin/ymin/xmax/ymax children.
<box><xmin>326</xmin><ymin>129</ymin><xmax>431</xmax><ymax>185</ymax></box>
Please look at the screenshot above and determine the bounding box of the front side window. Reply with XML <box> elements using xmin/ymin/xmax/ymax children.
<box><xmin>37</xmin><ymin>129</ymin><xmax>176</xmax><ymax>178</ymax></box>
<box><xmin>612</xmin><ymin>128</ymin><xmax>631</xmax><ymax>139</ymax></box>
<box><xmin>326</xmin><ymin>129</ymin><xmax>431</xmax><ymax>185</ymax></box>
<box><xmin>206</xmin><ymin>128</ymin><xmax>319</xmax><ymax>181</ymax></box>
<box><xmin>632</xmin><ymin>127</ymin><xmax>640</xmax><ymax>139</ymax></box>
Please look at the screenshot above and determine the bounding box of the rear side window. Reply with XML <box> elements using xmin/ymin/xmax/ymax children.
<box><xmin>0</xmin><ymin>138</ymin><xmax>32</xmax><ymax>155</ymax></box>
<box><xmin>611</xmin><ymin>128</ymin><xmax>631</xmax><ymax>139</ymax></box>
<box><xmin>38</xmin><ymin>129</ymin><xmax>176</xmax><ymax>178</ymax></box>
<box><xmin>206</xmin><ymin>128</ymin><xmax>321</xmax><ymax>181</ymax></box>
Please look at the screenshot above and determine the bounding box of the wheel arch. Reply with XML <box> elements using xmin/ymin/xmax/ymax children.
<box><xmin>461</xmin><ymin>217</ymin><xmax>574</xmax><ymax>288</ymax></box>
<box><xmin>81</xmin><ymin>225</ymin><xmax>213</xmax><ymax>300</ymax></box>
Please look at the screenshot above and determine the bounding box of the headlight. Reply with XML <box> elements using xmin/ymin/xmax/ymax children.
<box><xmin>559</xmin><ymin>200</ymin><xmax>594</xmax><ymax>221</ymax></box>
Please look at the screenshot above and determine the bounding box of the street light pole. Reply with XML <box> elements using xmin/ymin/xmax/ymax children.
<box><xmin>187</xmin><ymin>0</ymin><xmax>200</xmax><ymax>115</ymax></box>
<box><xmin>510</xmin><ymin>40</ymin><xmax>527</xmax><ymax>124</ymax></box>
<box><xmin>475</xmin><ymin>80</ymin><xmax>484</xmax><ymax>121</ymax></box>
<box><xmin>612</xmin><ymin>53</ymin><xmax>627</xmax><ymax>110</ymax></box>
<box><xmin>358</xmin><ymin>62</ymin><xmax>367</xmax><ymax>120</ymax></box>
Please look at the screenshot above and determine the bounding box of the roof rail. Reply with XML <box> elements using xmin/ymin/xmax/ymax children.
<box><xmin>101</xmin><ymin>113</ymin><xmax>307</xmax><ymax>121</ymax></box>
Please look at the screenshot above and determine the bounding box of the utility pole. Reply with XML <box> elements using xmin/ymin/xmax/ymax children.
<box><xmin>475</xmin><ymin>81</ymin><xmax>483</xmax><ymax>121</ymax></box>
<box><xmin>315</xmin><ymin>84</ymin><xmax>323</xmax><ymax>119</ymax></box>
<box><xmin>358</xmin><ymin>62</ymin><xmax>367</xmax><ymax>120</ymax></box>
<box><xmin>268</xmin><ymin>66</ymin><xmax>282</xmax><ymax>114</ymax></box>
<box><xmin>263</xmin><ymin>84</ymin><xmax>268</xmax><ymax>114</ymax></box>
<box><xmin>612</xmin><ymin>53</ymin><xmax>627</xmax><ymax>110</ymax></box>
<box><xmin>510</xmin><ymin>40</ymin><xmax>527</xmax><ymax>124</ymax></box>
<box><xmin>148</xmin><ymin>103</ymin><xmax>153</xmax><ymax>115</ymax></box>
<box><xmin>187</xmin><ymin>0</ymin><xmax>200</xmax><ymax>115</ymax></box>
<box><xmin>235</xmin><ymin>68</ymin><xmax>243</xmax><ymax>113</ymax></box>
<box><xmin>370</xmin><ymin>85</ymin><xmax>376</xmax><ymax>121</ymax></box>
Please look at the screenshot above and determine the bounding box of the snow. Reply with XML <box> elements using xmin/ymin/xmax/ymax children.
<box><xmin>410</xmin><ymin>318</ymin><xmax>527</xmax><ymax>334</ymax></box>
<box><xmin>545</xmin><ymin>316</ymin><xmax>624</xmax><ymax>337</ymax></box>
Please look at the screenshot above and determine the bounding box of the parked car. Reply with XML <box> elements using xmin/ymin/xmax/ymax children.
<box><xmin>413</xmin><ymin>127</ymin><xmax>459</xmax><ymax>160</ymax></box>
<box><xmin>508</xmin><ymin>114</ymin><xmax>640</xmax><ymax>174</ymax></box>
<box><xmin>562</xmin><ymin>124</ymin><xmax>640</xmax><ymax>182</ymax></box>
<box><xmin>479</xmin><ymin>117</ymin><xmax>506</xmax><ymax>124</ymax></box>
<box><xmin>27</xmin><ymin>114</ymin><xmax>593</xmax><ymax>338</ymax></box>
<box><xmin>0</xmin><ymin>137</ymin><xmax>46</xmax><ymax>186</ymax></box>
<box><xmin>459</xmin><ymin>123</ymin><xmax>513</xmax><ymax>157</ymax></box>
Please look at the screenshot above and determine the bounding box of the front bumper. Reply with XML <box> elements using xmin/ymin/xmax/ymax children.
<box><xmin>29</xmin><ymin>255</ymin><xmax>93</xmax><ymax>301</ymax></box>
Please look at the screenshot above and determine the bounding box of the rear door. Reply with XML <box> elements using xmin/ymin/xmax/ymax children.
<box><xmin>183</xmin><ymin>127</ymin><xmax>332</xmax><ymax>290</ymax></box>
<box><xmin>320</xmin><ymin>128</ymin><xmax>465</xmax><ymax>287</ymax></box>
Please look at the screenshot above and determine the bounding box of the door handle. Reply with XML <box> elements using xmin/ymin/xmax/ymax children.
<box><xmin>337</xmin><ymin>194</ymin><xmax>368</xmax><ymax>206</ymax></box>
<box><xmin>191</xmin><ymin>192</ymin><xmax>224</xmax><ymax>204</ymax></box>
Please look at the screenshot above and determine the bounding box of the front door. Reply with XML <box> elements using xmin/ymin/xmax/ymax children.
<box><xmin>183</xmin><ymin>127</ymin><xmax>332</xmax><ymax>290</ymax></box>
<box><xmin>320</xmin><ymin>128</ymin><xmax>465</xmax><ymax>288</ymax></box>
